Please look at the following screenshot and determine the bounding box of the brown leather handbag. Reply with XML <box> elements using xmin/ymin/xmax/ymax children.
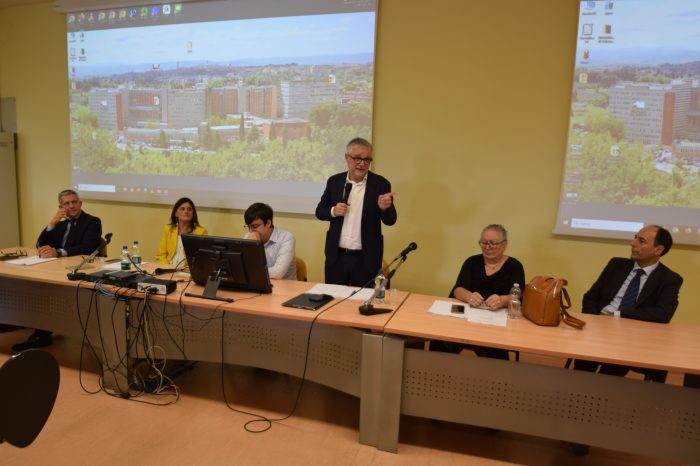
<box><xmin>522</xmin><ymin>276</ymin><xmax>585</xmax><ymax>329</ymax></box>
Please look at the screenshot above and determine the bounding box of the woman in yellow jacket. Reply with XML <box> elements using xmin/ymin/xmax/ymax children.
<box><xmin>156</xmin><ymin>197</ymin><xmax>208</xmax><ymax>265</ymax></box>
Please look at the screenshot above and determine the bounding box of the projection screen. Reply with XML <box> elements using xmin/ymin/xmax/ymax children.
<box><xmin>555</xmin><ymin>0</ymin><xmax>700</xmax><ymax>245</ymax></box>
<box><xmin>66</xmin><ymin>0</ymin><xmax>377</xmax><ymax>214</ymax></box>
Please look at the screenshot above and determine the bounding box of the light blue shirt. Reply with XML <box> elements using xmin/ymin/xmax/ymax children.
<box><xmin>602</xmin><ymin>262</ymin><xmax>659</xmax><ymax>317</ymax></box>
<box><xmin>246</xmin><ymin>226</ymin><xmax>296</xmax><ymax>280</ymax></box>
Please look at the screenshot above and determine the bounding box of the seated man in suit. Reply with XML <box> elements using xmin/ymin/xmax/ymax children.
<box><xmin>574</xmin><ymin>225</ymin><xmax>683</xmax><ymax>381</ymax></box>
<box><xmin>12</xmin><ymin>189</ymin><xmax>102</xmax><ymax>351</ymax></box>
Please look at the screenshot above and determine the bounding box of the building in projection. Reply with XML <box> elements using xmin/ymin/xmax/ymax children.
<box><xmin>608</xmin><ymin>80</ymin><xmax>693</xmax><ymax>145</ymax></box>
<box><xmin>280</xmin><ymin>80</ymin><xmax>339</xmax><ymax>119</ymax></box>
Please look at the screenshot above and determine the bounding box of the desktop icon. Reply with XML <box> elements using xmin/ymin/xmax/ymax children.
<box><xmin>606</xmin><ymin>1</ymin><xmax>614</xmax><ymax>10</ymax></box>
<box><xmin>119</xmin><ymin>9</ymin><xmax>127</xmax><ymax>19</ymax></box>
<box><xmin>586</xmin><ymin>1</ymin><xmax>596</xmax><ymax>9</ymax></box>
<box><xmin>604</xmin><ymin>24</ymin><xmax>612</xmax><ymax>34</ymax></box>
<box><xmin>174</xmin><ymin>4</ymin><xmax>183</xmax><ymax>14</ymax></box>
<box><xmin>163</xmin><ymin>4</ymin><xmax>171</xmax><ymax>14</ymax></box>
<box><xmin>68</xmin><ymin>14</ymin><xmax>76</xmax><ymax>23</ymax></box>
<box><xmin>97</xmin><ymin>11</ymin><xmax>106</xmax><ymax>21</ymax></box>
<box><xmin>582</xmin><ymin>49</ymin><xmax>590</xmax><ymax>60</ymax></box>
<box><xmin>140</xmin><ymin>7</ymin><xmax>148</xmax><ymax>17</ymax></box>
<box><xmin>108</xmin><ymin>10</ymin><xmax>116</xmax><ymax>20</ymax></box>
<box><xmin>129</xmin><ymin>8</ymin><xmax>137</xmax><ymax>18</ymax></box>
<box><xmin>582</xmin><ymin>23</ymin><xmax>593</xmax><ymax>35</ymax></box>
<box><xmin>151</xmin><ymin>6</ymin><xmax>160</xmax><ymax>16</ymax></box>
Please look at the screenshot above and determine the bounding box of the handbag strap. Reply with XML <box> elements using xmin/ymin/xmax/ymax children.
<box><xmin>559</xmin><ymin>288</ymin><xmax>585</xmax><ymax>329</ymax></box>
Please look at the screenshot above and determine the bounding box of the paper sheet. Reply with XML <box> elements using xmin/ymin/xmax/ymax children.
<box><xmin>427</xmin><ymin>300</ymin><xmax>507</xmax><ymax>327</ymax></box>
<box><xmin>6</xmin><ymin>256</ymin><xmax>58</xmax><ymax>266</ymax></box>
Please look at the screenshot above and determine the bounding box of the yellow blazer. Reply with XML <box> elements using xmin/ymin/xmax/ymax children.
<box><xmin>155</xmin><ymin>224</ymin><xmax>208</xmax><ymax>264</ymax></box>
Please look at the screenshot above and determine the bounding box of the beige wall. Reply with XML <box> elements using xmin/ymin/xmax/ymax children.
<box><xmin>2</xmin><ymin>1</ymin><xmax>699</xmax><ymax>323</ymax></box>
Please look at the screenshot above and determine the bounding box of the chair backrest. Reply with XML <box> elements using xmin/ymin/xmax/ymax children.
<box><xmin>0</xmin><ymin>349</ymin><xmax>60</xmax><ymax>447</ymax></box>
<box><xmin>295</xmin><ymin>256</ymin><xmax>307</xmax><ymax>281</ymax></box>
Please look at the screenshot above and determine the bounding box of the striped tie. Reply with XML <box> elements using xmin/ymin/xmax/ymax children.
<box><xmin>619</xmin><ymin>269</ymin><xmax>645</xmax><ymax>311</ymax></box>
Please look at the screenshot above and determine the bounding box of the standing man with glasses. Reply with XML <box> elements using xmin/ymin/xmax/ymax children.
<box><xmin>243</xmin><ymin>202</ymin><xmax>296</xmax><ymax>280</ymax></box>
<box><xmin>12</xmin><ymin>189</ymin><xmax>102</xmax><ymax>351</ymax></box>
<box><xmin>315</xmin><ymin>137</ymin><xmax>397</xmax><ymax>286</ymax></box>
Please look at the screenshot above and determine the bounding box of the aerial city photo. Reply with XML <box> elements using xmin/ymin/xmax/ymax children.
<box><xmin>67</xmin><ymin>9</ymin><xmax>376</xmax><ymax>186</ymax></box>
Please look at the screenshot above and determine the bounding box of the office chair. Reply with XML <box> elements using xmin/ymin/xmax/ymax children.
<box><xmin>0</xmin><ymin>349</ymin><xmax>60</xmax><ymax>447</ymax></box>
<box><xmin>295</xmin><ymin>256</ymin><xmax>307</xmax><ymax>281</ymax></box>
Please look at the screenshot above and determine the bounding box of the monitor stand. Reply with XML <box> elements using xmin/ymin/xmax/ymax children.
<box><xmin>185</xmin><ymin>275</ymin><xmax>234</xmax><ymax>303</ymax></box>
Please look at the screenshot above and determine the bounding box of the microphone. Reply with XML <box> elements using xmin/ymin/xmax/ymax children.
<box><xmin>392</xmin><ymin>242</ymin><xmax>417</xmax><ymax>262</ymax></box>
<box><xmin>341</xmin><ymin>182</ymin><xmax>352</xmax><ymax>204</ymax></box>
<box><xmin>67</xmin><ymin>232</ymin><xmax>113</xmax><ymax>280</ymax></box>
<box><xmin>359</xmin><ymin>274</ymin><xmax>392</xmax><ymax>316</ymax></box>
<box><xmin>154</xmin><ymin>267</ymin><xmax>178</xmax><ymax>275</ymax></box>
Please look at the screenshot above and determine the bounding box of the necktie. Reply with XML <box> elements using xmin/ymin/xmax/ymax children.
<box><xmin>61</xmin><ymin>220</ymin><xmax>75</xmax><ymax>248</ymax></box>
<box><xmin>619</xmin><ymin>269</ymin><xmax>645</xmax><ymax>311</ymax></box>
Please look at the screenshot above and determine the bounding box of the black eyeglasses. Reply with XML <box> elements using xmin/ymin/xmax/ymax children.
<box><xmin>478</xmin><ymin>240</ymin><xmax>506</xmax><ymax>248</ymax></box>
<box><xmin>0</xmin><ymin>249</ymin><xmax>27</xmax><ymax>259</ymax></box>
<box><xmin>243</xmin><ymin>222</ymin><xmax>264</xmax><ymax>231</ymax></box>
<box><xmin>347</xmin><ymin>155</ymin><xmax>373</xmax><ymax>165</ymax></box>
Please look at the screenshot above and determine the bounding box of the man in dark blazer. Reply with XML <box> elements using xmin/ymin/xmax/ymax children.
<box><xmin>574</xmin><ymin>225</ymin><xmax>683</xmax><ymax>380</ymax></box>
<box><xmin>568</xmin><ymin>225</ymin><xmax>683</xmax><ymax>456</ymax></box>
<box><xmin>12</xmin><ymin>189</ymin><xmax>102</xmax><ymax>351</ymax></box>
<box><xmin>315</xmin><ymin>137</ymin><xmax>397</xmax><ymax>286</ymax></box>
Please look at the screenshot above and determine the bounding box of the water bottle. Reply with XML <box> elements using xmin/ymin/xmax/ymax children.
<box><xmin>120</xmin><ymin>245</ymin><xmax>131</xmax><ymax>271</ymax></box>
<box><xmin>374</xmin><ymin>273</ymin><xmax>386</xmax><ymax>304</ymax></box>
<box><xmin>132</xmin><ymin>240</ymin><xmax>141</xmax><ymax>266</ymax></box>
<box><xmin>508</xmin><ymin>283</ymin><xmax>522</xmax><ymax>319</ymax></box>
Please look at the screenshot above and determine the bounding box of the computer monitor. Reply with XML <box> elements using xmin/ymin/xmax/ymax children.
<box><xmin>181</xmin><ymin>234</ymin><xmax>272</xmax><ymax>300</ymax></box>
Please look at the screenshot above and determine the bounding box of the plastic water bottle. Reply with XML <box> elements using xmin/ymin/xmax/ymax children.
<box><xmin>508</xmin><ymin>283</ymin><xmax>522</xmax><ymax>319</ymax></box>
<box><xmin>120</xmin><ymin>245</ymin><xmax>131</xmax><ymax>271</ymax></box>
<box><xmin>374</xmin><ymin>273</ymin><xmax>386</xmax><ymax>304</ymax></box>
<box><xmin>132</xmin><ymin>240</ymin><xmax>141</xmax><ymax>266</ymax></box>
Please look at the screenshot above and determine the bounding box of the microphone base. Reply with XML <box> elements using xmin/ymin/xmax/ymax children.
<box><xmin>359</xmin><ymin>304</ymin><xmax>392</xmax><ymax>316</ymax></box>
<box><xmin>67</xmin><ymin>272</ymin><xmax>88</xmax><ymax>281</ymax></box>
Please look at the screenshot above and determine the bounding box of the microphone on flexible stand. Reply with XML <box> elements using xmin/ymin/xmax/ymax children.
<box><xmin>383</xmin><ymin>241</ymin><xmax>418</xmax><ymax>272</ymax></box>
<box><xmin>67</xmin><ymin>232</ymin><xmax>113</xmax><ymax>280</ymax></box>
<box><xmin>359</xmin><ymin>242</ymin><xmax>417</xmax><ymax>316</ymax></box>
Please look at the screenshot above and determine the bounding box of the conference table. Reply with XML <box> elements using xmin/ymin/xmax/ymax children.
<box><xmin>2</xmin><ymin>254</ymin><xmax>699</xmax><ymax>462</ymax></box>
<box><xmin>374</xmin><ymin>292</ymin><xmax>700</xmax><ymax>463</ymax></box>
<box><xmin>0</xmin><ymin>253</ymin><xmax>405</xmax><ymax>449</ymax></box>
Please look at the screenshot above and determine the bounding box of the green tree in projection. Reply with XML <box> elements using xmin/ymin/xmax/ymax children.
<box><xmin>239</xmin><ymin>114</ymin><xmax>245</xmax><ymax>141</ymax></box>
<box><xmin>72</xmin><ymin>105</ymin><xmax>98</xmax><ymax>128</ymax></box>
<box><xmin>154</xmin><ymin>130</ymin><xmax>168</xmax><ymax>148</ymax></box>
<box><xmin>246</xmin><ymin>124</ymin><xmax>261</xmax><ymax>145</ymax></box>
<box><xmin>584</xmin><ymin>106</ymin><xmax>625</xmax><ymax>139</ymax></box>
<box><xmin>73</xmin><ymin>124</ymin><xmax>127</xmax><ymax>173</ymax></box>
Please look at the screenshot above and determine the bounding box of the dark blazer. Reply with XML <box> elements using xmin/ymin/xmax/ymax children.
<box><xmin>36</xmin><ymin>210</ymin><xmax>103</xmax><ymax>257</ymax></box>
<box><xmin>315</xmin><ymin>171</ymin><xmax>397</xmax><ymax>274</ymax></box>
<box><xmin>582</xmin><ymin>257</ymin><xmax>683</xmax><ymax>323</ymax></box>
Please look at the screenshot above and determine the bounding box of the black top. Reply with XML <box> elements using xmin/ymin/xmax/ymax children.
<box><xmin>449</xmin><ymin>254</ymin><xmax>525</xmax><ymax>299</ymax></box>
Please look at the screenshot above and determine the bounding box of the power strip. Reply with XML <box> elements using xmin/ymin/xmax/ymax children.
<box><xmin>136</xmin><ymin>277</ymin><xmax>177</xmax><ymax>295</ymax></box>
<box><xmin>137</xmin><ymin>282</ymin><xmax>169</xmax><ymax>295</ymax></box>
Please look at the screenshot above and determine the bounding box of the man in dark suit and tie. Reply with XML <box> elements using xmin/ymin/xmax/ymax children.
<box><xmin>568</xmin><ymin>225</ymin><xmax>682</xmax><ymax>456</ymax></box>
<box><xmin>574</xmin><ymin>225</ymin><xmax>683</xmax><ymax>377</ymax></box>
<box><xmin>315</xmin><ymin>137</ymin><xmax>397</xmax><ymax>287</ymax></box>
<box><xmin>12</xmin><ymin>189</ymin><xmax>102</xmax><ymax>351</ymax></box>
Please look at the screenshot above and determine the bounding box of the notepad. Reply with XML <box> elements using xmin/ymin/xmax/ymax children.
<box><xmin>6</xmin><ymin>256</ymin><xmax>58</xmax><ymax>266</ymax></box>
